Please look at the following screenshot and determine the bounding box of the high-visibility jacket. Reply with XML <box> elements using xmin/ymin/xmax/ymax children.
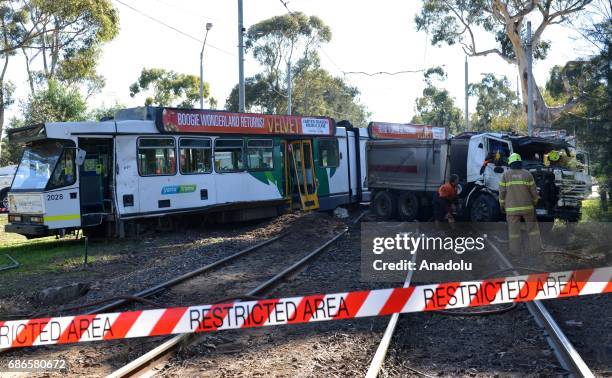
<box><xmin>499</xmin><ymin>168</ymin><xmax>539</xmax><ymax>215</ymax></box>
<box><xmin>438</xmin><ymin>183</ymin><xmax>457</xmax><ymax>200</ymax></box>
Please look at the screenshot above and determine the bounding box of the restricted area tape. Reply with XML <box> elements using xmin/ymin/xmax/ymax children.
<box><xmin>1</xmin><ymin>267</ymin><xmax>611</xmax><ymax>349</ymax></box>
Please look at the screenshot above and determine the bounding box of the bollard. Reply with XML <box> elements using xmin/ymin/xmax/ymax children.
<box><xmin>83</xmin><ymin>236</ymin><xmax>89</xmax><ymax>266</ymax></box>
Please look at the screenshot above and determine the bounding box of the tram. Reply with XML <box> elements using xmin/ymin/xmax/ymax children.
<box><xmin>5</xmin><ymin>107</ymin><xmax>370</xmax><ymax>238</ymax></box>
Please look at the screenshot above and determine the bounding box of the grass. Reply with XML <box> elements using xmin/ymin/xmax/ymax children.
<box><xmin>0</xmin><ymin>215</ymin><xmax>131</xmax><ymax>279</ymax></box>
<box><xmin>580</xmin><ymin>198</ymin><xmax>612</xmax><ymax>222</ymax></box>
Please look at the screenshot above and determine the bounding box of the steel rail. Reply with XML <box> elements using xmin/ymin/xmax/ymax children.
<box><xmin>486</xmin><ymin>238</ymin><xmax>594</xmax><ymax>378</ymax></box>
<box><xmin>365</xmin><ymin>247</ymin><xmax>418</xmax><ymax>378</ymax></box>
<box><xmin>107</xmin><ymin>227</ymin><xmax>349</xmax><ymax>378</ymax></box>
<box><xmin>89</xmin><ymin>233</ymin><xmax>287</xmax><ymax>314</ymax></box>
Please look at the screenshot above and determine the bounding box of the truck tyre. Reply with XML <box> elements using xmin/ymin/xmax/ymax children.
<box><xmin>470</xmin><ymin>194</ymin><xmax>501</xmax><ymax>222</ymax></box>
<box><xmin>372</xmin><ymin>191</ymin><xmax>397</xmax><ymax>220</ymax></box>
<box><xmin>397</xmin><ymin>192</ymin><xmax>419</xmax><ymax>221</ymax></box>
<box><xmin>0</xmin><ymin>188</ymin><xmax>8</xmax><ymax>211</ymax></box>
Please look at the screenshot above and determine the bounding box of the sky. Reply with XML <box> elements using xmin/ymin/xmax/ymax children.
<box><xmin>3</xmin><ymin>0</ymin><xmax>599</xmax><ymax>124</ymax></box>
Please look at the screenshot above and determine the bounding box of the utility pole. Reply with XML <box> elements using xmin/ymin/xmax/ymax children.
<box><xmin>287</xmin><ymin>61</ymin><xmax>292</xmax><ymax>115</ymax></box>
<box><xmin>238</xmin><ymin>0</ymin><xmax>246</xmax><ymax>112</ymax></box>
<box><xmin>200</xmin><ymin>23</ymin><xmax>213</xmax><ymax>109</ymax></box>
<box><xmin>464</xmin><ymin>56</ymin><xmax>469</xmax><ymax>131</ymax></box>
<box><xmin>527</xmin><ymin>21</ymin><xmax>534</xmax><ymax>136</ymax></box>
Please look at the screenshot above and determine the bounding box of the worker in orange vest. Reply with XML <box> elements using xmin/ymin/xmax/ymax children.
<box><xmin>434</xmin><ymin>174</ymin><xmax>459</xmax><ymax>223</ymax></box>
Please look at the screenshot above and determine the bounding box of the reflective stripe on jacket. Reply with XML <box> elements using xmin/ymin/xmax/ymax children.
<box><xmin>499</xmin><ymin>169</ymin><xmax>539</xmax><ymax>215</ymax></box>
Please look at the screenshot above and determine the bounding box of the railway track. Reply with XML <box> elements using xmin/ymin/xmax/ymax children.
<box><xmin>365</xmin><ymin>234</ymin><xmax>595</xmax><ymax>378</ymax></box>
<box><xmin>103</xmin><ymin>212</ymin><xmax>367</xmax><ymax>377</ymax></box>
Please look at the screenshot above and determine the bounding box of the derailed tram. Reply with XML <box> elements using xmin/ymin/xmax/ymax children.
<box><xmin>5</xmin><ymin>107</ymin><xmax>370</xmax><ymax>238</ymax></box>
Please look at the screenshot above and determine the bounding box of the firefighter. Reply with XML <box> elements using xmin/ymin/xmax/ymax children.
<box><xmin>499</xmin><ymin>153</ymin><xmax>541</xmax><ymax>254</ymax></box>
<box><xmin>434</xmin><ymin>174</ymin><xmax>459</xmax><ymax>223</ymax></box>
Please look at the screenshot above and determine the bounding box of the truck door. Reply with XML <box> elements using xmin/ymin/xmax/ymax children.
<box><xmin>483</xmin><ymin>136</ymin><xmax>512</xmax><ymax>190</ymax></box>
<box><xmin>289</xmin><ymin>140</ymin><xmax>319</xmax><ymax>210</ymax></box>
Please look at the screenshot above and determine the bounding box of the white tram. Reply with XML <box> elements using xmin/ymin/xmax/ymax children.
<box><xmin>5</xmin><ymin>107</ymin><xmax>370</xmax><ymax>238</ymax></box>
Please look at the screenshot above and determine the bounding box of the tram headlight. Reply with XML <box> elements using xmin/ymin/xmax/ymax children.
<box><xmin>8</xmin><ymin>214</ymin><xmax>22</xmax><ymax>223</ymax></box>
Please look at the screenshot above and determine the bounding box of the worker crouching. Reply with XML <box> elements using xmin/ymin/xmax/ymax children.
<box><xmin>499</xmin><ymin>153</ymin><xmax>541</xmax><ymax>254</ymax></box>
<box><xmin>434</xmin><ymin>174</ymin><xmax>460</xmax><ymax>223</ymax></box>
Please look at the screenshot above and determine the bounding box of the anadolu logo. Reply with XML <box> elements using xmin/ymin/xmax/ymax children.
<box><xmin>161</xmin><ymin>185</ymin><xmax>197</xmax><ymax>195</ymax></box>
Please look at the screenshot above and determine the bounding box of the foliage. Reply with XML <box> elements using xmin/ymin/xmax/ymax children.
<box><xmin>227</xmin><ymin>13</ymin><xmax>367</xmax><ymax>126</ymax></box>
<box><xmin>415</xmin><ymin>0</ymin><xmax>594</xmax><ymax>126</ymax></box>
<box><xmin>0</xmin><ymin>117</ymin><xmax>23</xmax><ymax>166</ymax></box>
<box><xmin>469</xmin><ymin>73</ymin><xmax>523</xmax><ymax>132</ymax></box>
<box><xmin>411</xmin><ymin>67</ymin><xmax>463</xmax><ymax>134</ymax></box>
<box><xmin>129</xmin><ymin>68</ymin><xmax>214</xmax><ymax>108</ymax></box>
<box><xmin>0</xmin><ymin>81</ymin><xmax>87</xmax><ymax>165</ymax></box>
<box><xmin>22</xmin><ymin>80</ymin><xmax>87</xmax><ymax>125</ymax></box>
<box><xmin>246</xmin><ymin>12</ymin><xmax>331</xmax><ymax>79</ymax></box>
<box><xmin>581</xmin><ymin>199</ymin><xmax>612</xmax><ymax>222</ymax></box>
<box><xmin>12</xmin><ymin>0</ymin><xmax>119</xmax><ymax>91</ymax></box>
<box><xmin>546</xmin><ymin>6</ymin><xmax>611</xmax><ymax>180</ymax></box>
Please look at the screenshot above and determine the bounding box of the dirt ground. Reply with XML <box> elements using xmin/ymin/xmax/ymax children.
<box><xmin>0</xmin><ymin>211</ymin><xmax>610</xmax><ymax>377</ymax></box>
<box><xmin>162</xmin><ymin>218</ymin><xmax>610</xmax><ymax>377</ymax></box>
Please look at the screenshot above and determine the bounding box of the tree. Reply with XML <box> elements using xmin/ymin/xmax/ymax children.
<box><xmin>22</xmin><ymin>80</ymin><xmax>87</xmax><ymax>125</ymax></box>
<box><xmin>227</xmin><ymin>13</ymin><xmax>367</xmax><ymax>126</ymax></box>
<box><xmin>246</xmin><ymin>12</ymin><xmax>331</xmax><ymax>89</ymax></box>
<box><xmin>545</xmin><ymin>22</ymin><xmax>611</xmax><ymax>183</ymax></box>
<box><xmin>411</xmin><ymin>67</ymin><xmax>463</xmax><ymax>134</ymax></box>
<box><xmin>416</xmin><ymin>0</ymin><xmax>594</xmax><ymax>127</ymax></box>
<box><xmin>18</xmin><ymin>0</ymin><xmax>119</xmax><ymax>94</ymax></box>
<box><xmin>469</xmin><ymin>73</ymin><xmax>524</xmax><ymax>131</ymax></box>
<box><xmin>0</xmin><ymin>0</ymin><xmax>119</xmax><ymax>164</ymax></box>
<box><xmin>1</xmin><ymin>80</ymin><xmax>87</xmax><ymax>165</ymax></box>
<box><xmin>129</xmin><ymin>68</ymin><xmax>215</xmax><ymax>108</ymax></box>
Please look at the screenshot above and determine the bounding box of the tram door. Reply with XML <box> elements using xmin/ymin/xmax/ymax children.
<box><xmin>289</xmin><ymin>140</ymin><xmax>319</xmax><ymax>210</ymax></box>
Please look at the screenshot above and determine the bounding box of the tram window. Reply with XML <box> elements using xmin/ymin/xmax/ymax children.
<box><xmin>137</xmin><ymin>138</ymin><xmax>176</xmax><ymax>176</ymax></box>
<box><xmin>180</xmin><ymin>138</ymin><xmax>212</xmax><ymax>174</ymax></box>
<box><xmin>215</xmin><ymin>139</ymin><xmax>245</xmax><ymax>172</ymax></box>
<box><xmin>47</xmin><ymin>148</ymin><xmax>76</xmax><ymax>189</ymax></box>
<box><xmin>318</xmin><ymin>138</ymin><xmax>339</xmax><ymax>168</ymax></box>
<box><xmin>247</xmin><ymin>139</ymin><xmax>274</xmax><ymax>171</ymax></box>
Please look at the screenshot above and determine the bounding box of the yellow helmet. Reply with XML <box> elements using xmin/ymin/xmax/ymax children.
<box><xmin>549</xmin><ymin>150</ymin><xmax>560</xmax><ymax>161</ymax></box>
<box><xmin>508</xmin><ymin>153</ymin><xmax>522</xmax><ymax>164</ymax></box>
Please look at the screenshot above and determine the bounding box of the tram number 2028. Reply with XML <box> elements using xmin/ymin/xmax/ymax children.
<box><xmin>47</xmin><ymin>194</ymin><xmax>64</xmax><ymax>201</ymax></box>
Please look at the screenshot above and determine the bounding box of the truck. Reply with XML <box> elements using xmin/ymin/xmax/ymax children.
<box><xmin>366</xmin><ymin>122</ymin><xmax>592</xmax><ymax>227</ymax></box>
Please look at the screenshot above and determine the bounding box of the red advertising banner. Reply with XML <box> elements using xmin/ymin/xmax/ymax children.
<box><xmin>368</xmin><ymin>122</ymin><xmax>447</xmax><ymax>140</ymax></box>
<box><xmin>157</xmin><ymin>108</ymin><xmax>335</xmax><ymax>136</ymax></box>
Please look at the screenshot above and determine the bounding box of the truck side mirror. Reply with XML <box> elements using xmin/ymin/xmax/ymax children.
<box><xmin>76</xmin><ymin>149</ymin><xmax>87</xmax><ymax>166</ymax></box>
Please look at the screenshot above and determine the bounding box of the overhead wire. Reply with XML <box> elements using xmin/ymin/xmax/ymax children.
<box><xmin>114</xmin><ymin>0</ymin><xmax>235</xmax><ymax>56</ymax></box>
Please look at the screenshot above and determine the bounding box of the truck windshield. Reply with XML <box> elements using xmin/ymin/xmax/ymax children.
<box><xmin>12</xmin><ymin>140</ymin><xmax>75</xmax><ymax>190</ymax></box>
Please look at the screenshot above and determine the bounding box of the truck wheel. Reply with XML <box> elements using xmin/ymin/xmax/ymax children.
<box><xmin>470</xmin><ymin>194</ymin><xmax>501</xmax><ymax>222</ymax></box>
<box><xmin>397</xmin><ymin>192</ymin><xmax>419</xmax><ymax>221</ymax></box>
<box><xmin>372</xmin><ymin>191</ymin><xmax>397</xmax><ymax>220</ymax></box>
<box><xmin>0</xmin><ymin>188</ymin><xmax>8</xmax><ymax>211</ymax></box>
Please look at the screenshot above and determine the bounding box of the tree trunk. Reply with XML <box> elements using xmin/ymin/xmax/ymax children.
<box><xmin>507</xmin><ymin>26</ymin><xmax>577</xmax><ymax>128</ymax></box>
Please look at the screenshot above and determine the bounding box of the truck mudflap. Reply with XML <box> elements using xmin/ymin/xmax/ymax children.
<box><xmin>5</xmin><ymin>223</ymin><xmax>49</xmax><ymax>237</ymax></box>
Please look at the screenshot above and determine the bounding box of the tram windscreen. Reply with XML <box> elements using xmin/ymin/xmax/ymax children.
<box><xmin>12</xmin><ymin>140</ymin><xmax>73</xmax><ymax>190</ymax></box>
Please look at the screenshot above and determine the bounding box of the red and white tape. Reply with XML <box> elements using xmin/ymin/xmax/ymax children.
<box><xmin>1</xmin><ymin>267</ymin><xmax>610</xmax><ymax>349</ymax></box>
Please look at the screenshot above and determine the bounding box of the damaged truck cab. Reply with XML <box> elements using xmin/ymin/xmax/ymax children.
<box><xmin>367</xmin><ymin>123</ymin><xmax>592</xmax><ymax>223</ymax></box>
